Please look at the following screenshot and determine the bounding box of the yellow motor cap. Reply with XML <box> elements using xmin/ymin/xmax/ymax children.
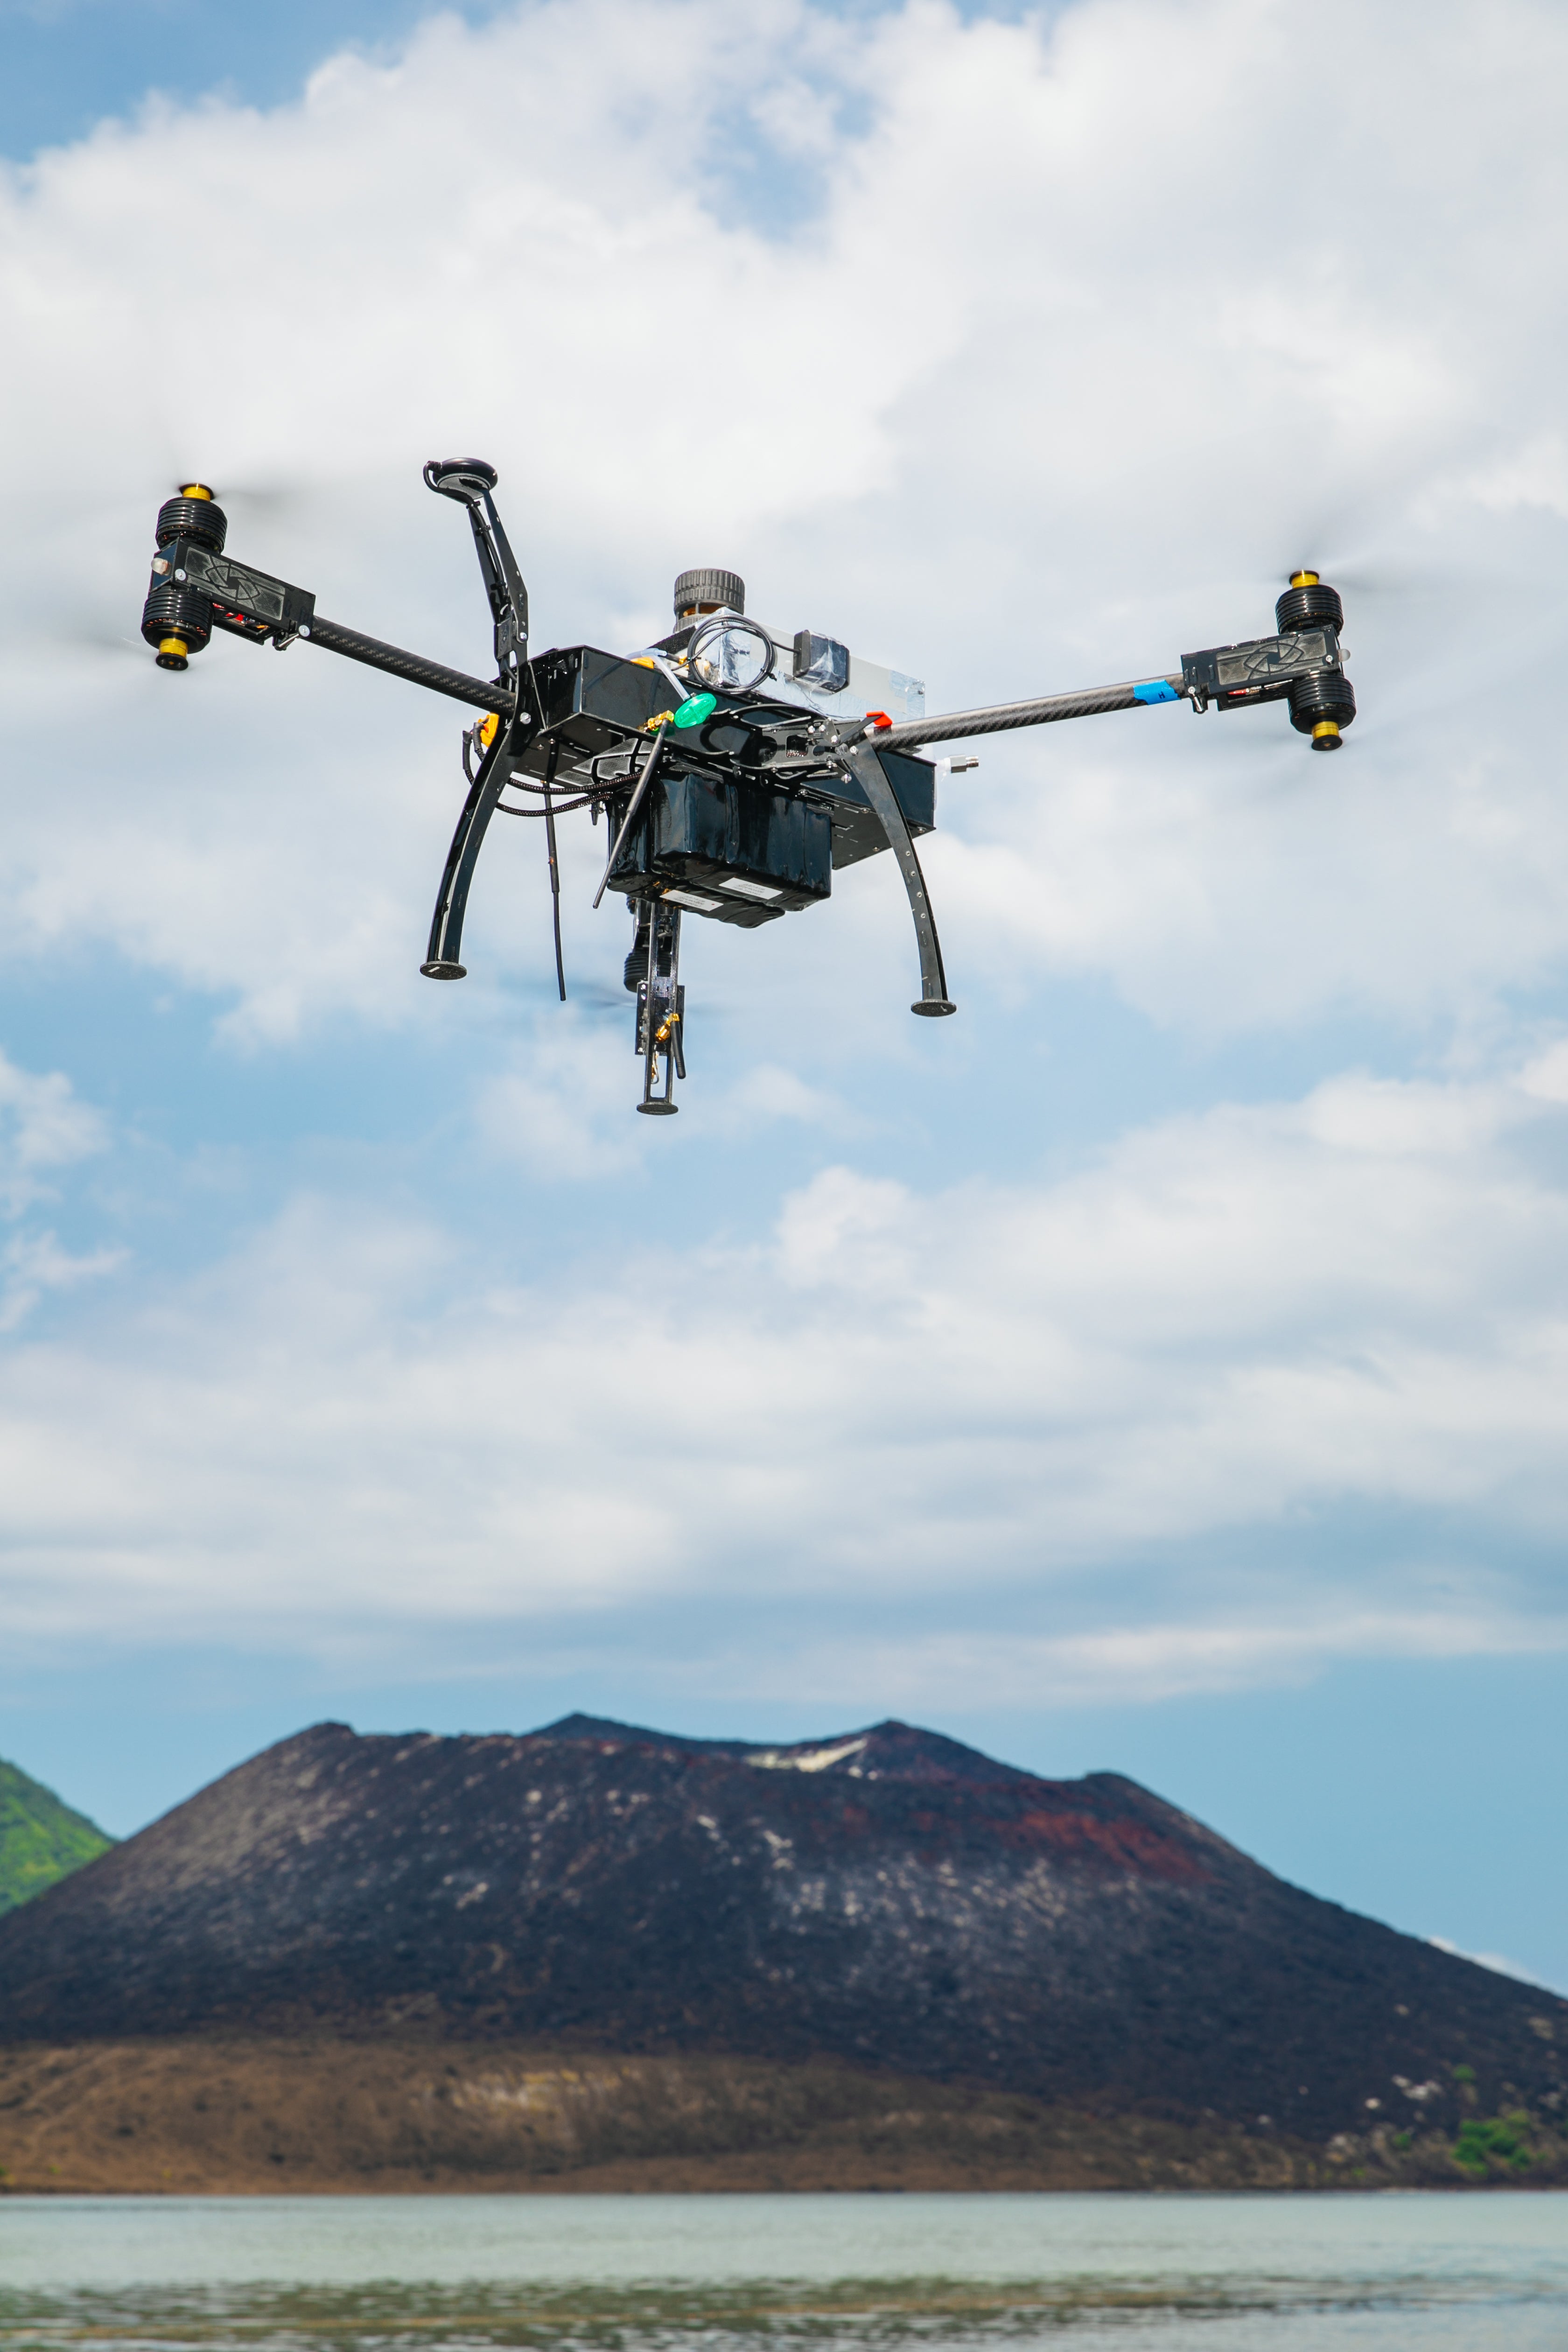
<box><xmin>179</xmin><ymin>483</ymin><xmax>215</xmax><ymax>500</ymax></box>
<box><xmin>1290</xmin><ymin>569</ymin><xmax>1320</xmax><ymax>588</ymax></box>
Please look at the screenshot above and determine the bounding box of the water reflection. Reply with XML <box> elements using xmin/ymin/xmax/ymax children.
<box><xmin>1</xmin><ymin>2194</ymin><xmax>1564</xmax><ymax>2352</ymax></box>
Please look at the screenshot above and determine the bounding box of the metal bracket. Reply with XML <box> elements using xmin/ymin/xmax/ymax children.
<box><xmin>423</xmin><ymin>459</ymin><xmax>529</xmax><ymax>689</ymax></box>
<box><xmin>637</xmin><ymin>904</ymin><xmax>683</xmax><ymax>1114</ymax></box>
<box><xmin>840</xmin><ymin>741</ymin><xmax>956</xmax><ymax>1017</ymax></box>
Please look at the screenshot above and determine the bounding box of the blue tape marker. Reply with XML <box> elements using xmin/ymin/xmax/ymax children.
<box><xmin>1133</xmin><ymin>679</ymin><xmax>1179</xmax><ymax>704</ymax></box>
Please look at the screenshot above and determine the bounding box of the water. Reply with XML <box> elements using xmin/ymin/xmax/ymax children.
<box><xmin>1</xmin><ymin>2194</ymin><xmax>1566</xmax><ymax>2352</ymax></box>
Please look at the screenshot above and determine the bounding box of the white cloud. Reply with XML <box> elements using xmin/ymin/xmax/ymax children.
<box><xmin>1</xmin><ymin>0</ymin><xmax>1568</xmax><ymax>1744</ymax></box>
<box><xmin>0</xmin><ymin>1227</ymin><xmax>122</xmax><ymax>1335</ymax></box>
<box><xmin>0</xmin><ymin>1049</ymin><xmax>117</xmax><ymax>1328</ymax></box>
<box><xmin>474</xmin><ymin>1009</ymin><xmax>650</xmax><ymax>1178</ymax></box>
<box><xmin>714</xmin><ymin>1610</ymin><xmax>1568</xmax><ymax>1714</ymax></box>
<box><xmin>0</xmin><ymin>0</ymin><xmax>1567</xmax><ymax>1049</ymax></box>
<box><xmin>1520</xmin><ymin>1040</ymin><xmax>1568</xmax><ymax>1104</ymax></box>
<box><xmin>716</xmin><ymin>1064</ymin><xmax>854</xmax><ymax>1134</ymax></box>
<box><xmin>0</xmin><ymin>1047</ymin><xmax>105</xmax><ymax>1214</ymax></box>
<box><xmin>1462</xmin><ymin>434</ymin><xmax>1568</xmax><ymax>523</ymax></box>
<box><xmin>1428</xmin><ymin>1937</ymin><xmax>1564</xmax><ymax>1995</ymax></box>
<box><xmin>4</xmin><ymin>1059</ymin><xmax>1567</xmax><ymax>1694</ymax></box>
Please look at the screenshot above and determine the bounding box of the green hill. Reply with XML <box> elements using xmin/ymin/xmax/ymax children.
<box><xmin>0</xmin><ymin>1759</ymin><xmax>113</xmax><ymax>1917</ymax></box>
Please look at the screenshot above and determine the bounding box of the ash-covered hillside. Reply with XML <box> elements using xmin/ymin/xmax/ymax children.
<box><xmin>0</xmin><ymin>1713</ymin><xmax>1561</xmax><ymax>2142</ymax></box>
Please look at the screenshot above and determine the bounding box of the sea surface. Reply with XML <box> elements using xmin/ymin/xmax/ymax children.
<box><xmin>2</xmin><ymin>2194</ymin><xmax>1566</xmax><ymax>2352</ymax></box>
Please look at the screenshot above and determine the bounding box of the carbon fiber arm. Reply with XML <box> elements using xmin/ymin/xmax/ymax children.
<box><xmin>302</xmin><ymin>616</ymin><xmax>513</xmax><ymax>714</ymax></box>
<box><xmin>862</xmin><ymin>676</ymin><xmax>1185</xmax><ymax>756</ymax></box>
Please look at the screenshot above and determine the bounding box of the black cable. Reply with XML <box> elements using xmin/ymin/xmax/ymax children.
<box><xmin>493</xmin><ymin>793</ymin><xmax>597</xmax><ymax>819</ymax></box>
<box><xmin>501</xmin><ymin>775</ymin><xmax>604</xmax><ymax>800</ymax></box>
<box><xmin>544</xmin><ymin>785</ymin><xmax>566</xmax><ymax>1002</ymax></box>
<box><xmin>593</xmin><ymin>723</ymin><xmax>670</xmax><ymax>909</ymax></box>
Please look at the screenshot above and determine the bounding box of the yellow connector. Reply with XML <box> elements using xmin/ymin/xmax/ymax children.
<box><xmin>1310</xmin><ymin>720</ymin><xmax>1341</xmax><ymax>750</ymax></box>
<box><xmin>477</xmin><ymin>712</ymin><xmax>500</xmax><ymax>749</ymax></box>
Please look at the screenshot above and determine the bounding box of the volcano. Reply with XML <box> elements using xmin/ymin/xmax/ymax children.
<box><xmin>0</xmin><ymin>1713</ymin><xmax>1561</xmax><ymax>2146</ymax></box>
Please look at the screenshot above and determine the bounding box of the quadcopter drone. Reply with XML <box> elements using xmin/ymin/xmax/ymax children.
<box><xmin>141</xmin><ymin>463</ymin><xmax>1357</xmax><ymax>1115</ymax></box>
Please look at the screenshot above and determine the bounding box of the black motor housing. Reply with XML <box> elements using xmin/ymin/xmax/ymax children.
<box><xmin>1275</xmin><ymin>579</ymin><xmax>1343</xmax><ymax>637</ymax></box>
<box><xmin>140</xmin><ymin>579</ymin><xmax>213</xmax><ymax>667</ymax></box>
<box><xmin>1288</xmin><ymin>670</ymin><xmax>1357</xmax><ymax>744</ymax></box>
<box><xmin>156</xmin><ymin>494</ymin><xmax>227</xmax><ymax>553</ymax></box>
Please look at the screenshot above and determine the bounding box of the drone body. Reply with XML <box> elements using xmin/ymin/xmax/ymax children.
<box><xmin>141</xmin><ymin>465</ymin><xmax>1357</xmax><ymax>1114</ymax></box>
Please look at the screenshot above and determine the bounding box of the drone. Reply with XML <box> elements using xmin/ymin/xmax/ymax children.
<box><xmin>141</xmin><ymin>462</ymin><xmax>1357</xmax><ymax>1115</ymax></box>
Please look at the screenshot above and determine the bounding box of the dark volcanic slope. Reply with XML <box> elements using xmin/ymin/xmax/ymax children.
<box><xmin>1</xmin><ymin>1714</ymin><xmax>1562</xmax><ymax>2141</ymax></box>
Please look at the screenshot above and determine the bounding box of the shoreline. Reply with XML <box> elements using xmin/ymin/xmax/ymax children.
<box><xmin>2</xmin><ymin>2036</ymin><xmax>1557</xmax><ymax>2196</ymax></box>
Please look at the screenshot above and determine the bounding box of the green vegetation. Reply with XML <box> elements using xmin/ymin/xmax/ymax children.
<box><xmin>0</xmin><ymin>1758</ymin><xmax>113</xmax><ymax>1917</ymax></box>
<box><xmin>1450</xmin><ymin>2062</ymin><xmax>1476</xmax><ymax>2083</ymax></box>
<box><xmin>1454</xmin><ymin>2111</ymin><xmax>1534</xmax><ymax>2177</ymax></box>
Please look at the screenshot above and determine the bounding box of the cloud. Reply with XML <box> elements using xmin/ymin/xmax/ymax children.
<box><xmin>0</xmin><ymin>1050</ymin><xmax>118</xmax><ymax>1328</ymax></box>
<box><xmin>1428</xmin><ymin>1938</ymin><xmax>1564</xmax><ymax>1996</ymax></box>
<box><xmin>474</xmin><ymin>1009</ymin><xmax>651</xmax><ymax>1178</ymax></box>
<box><xmin>716</xmin><ymin>1064</ymin><xmax>854</xmax><ymax>1134</ymax></box>
<box><xmin>0</xmin><ymin>1226</ymin><xmax>122</xmax><ymax>1335</ymax></box>
<box><xmin>4</xmin><ymin>1057</ymin><xmax>1567</xmax><ymax>1699</ymax></box>
<box><xmin>710</xmin><ymin>1610</ymin><xmax>1568</xmax><ymax>1715</ymax></box>
<box><xmin>1</xmin><ymin>0</ymin><xmax>1568</xmax><ymax>1757</ymax></box>
<box><xmin>1</xmin><ymin>0</ymin><xmax>1567</xmax><ymax>1052</ymax></box>
<box><xmin>0</xmin><ymin>1048</ymin><xmax>105</xmax><ymax>1215</ymax></box>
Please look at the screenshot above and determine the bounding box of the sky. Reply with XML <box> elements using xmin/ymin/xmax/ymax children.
<box><xmin>1</xmin><ymin>0</ymin><xmax>1566</xmax><ymax>1996</ymax></box>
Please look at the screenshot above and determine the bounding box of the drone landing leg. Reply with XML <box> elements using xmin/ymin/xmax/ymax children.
<box><xmin>422</xmin><ymin>718</ymin><xmax>530</xmax><ymax>978</ymax></box>
<box><xmin>841</xmin><ymin>742</ymin><xmax>956</xmax><ymax>1016</ymax></box>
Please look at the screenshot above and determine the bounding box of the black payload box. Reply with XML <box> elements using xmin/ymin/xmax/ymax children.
<box><xmin>609</xmin><ymin>770</ymin><xmax>833</xmax><ymax>926</ymax></box>
<box><xmin>510</xmin><ymin>644</ymin><xmax>938</xmax><ymax>928</ymax></box>
<box><xmin>524</xmin><ymin>645</ymin><xmax>681</xmax><ymax>756</ymax></box>
<box><xmin>817</xmin><ymin>748</ymin><xmax>934</xmax><ymax>870</ymax></box>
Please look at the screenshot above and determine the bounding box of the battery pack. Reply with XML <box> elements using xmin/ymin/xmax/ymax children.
<box><xmin>609</xmin><ymin>770</ymin><xmax>833</xmax><ymax>925</ymax></box>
